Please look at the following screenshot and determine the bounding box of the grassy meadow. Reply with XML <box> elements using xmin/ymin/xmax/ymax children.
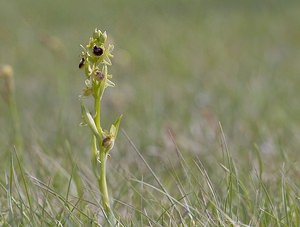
<box><xmin>1</xmin><ymin>0</ymin><xmax>300</xmax><ymax>225</ymax></box>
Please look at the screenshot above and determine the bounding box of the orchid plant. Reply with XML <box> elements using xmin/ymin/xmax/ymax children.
<box><xmin>78</xmin><ymin>29</ymin><xmax>122</xmax><ymax>225</ymax></box>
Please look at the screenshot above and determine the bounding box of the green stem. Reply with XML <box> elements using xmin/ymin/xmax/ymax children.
<box><xmin>94</xmin><ymin>86</ymin><xmax>116</xmax><ymax>225</ymax></box>
<box><xmin>98</xmin><ymin>147</ymin><xmax>116</xmax><ymax>224</ymax></box>
<box><xmin>9</xmin><ymin>94</ymin><xmax>22</xmax><ymax>150</ymax></box>
<box><xmin>5</xmin><ymin>74</ymin><xmax>22</xmax><ymax>151</ymax></box>
<box><xmin>99</xmin><ymin>147</ymin><xmax>110</xmax><ymax>212</ymax></box>
<box><xmin>94</xmin><ymin>92</ymin><xmax>101</xmax><ymax>133</ymax></box>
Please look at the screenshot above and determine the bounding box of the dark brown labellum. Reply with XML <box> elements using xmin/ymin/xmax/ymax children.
<box><xmin>95</xmin><ymin>71</ymin><xmax>104</xmax><ymax>81</ymax></box>
<box><xmin>79</xmin><ymin>57</ymin><xmax>85</xmax><ymax>68</ymax></box>
<box><xmin>93</xmin><ymin>45</ymin><xmax>103</xmax><ymax>56</ymax></box>
<box><xmin>102</xmin><ymin>136</ymin><xmax>113</xmax><ymax>148</ymax></box>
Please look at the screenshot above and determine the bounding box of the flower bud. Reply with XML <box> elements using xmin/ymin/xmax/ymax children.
<box><xmin>82</xmin><ymin>87</ymin><xmax>93</xmax><ymax>96</ymax></box>
<box><xmin>0</xmin><ymin>65</ymin><xmax>13</xmax><ymax>78</ymax></box>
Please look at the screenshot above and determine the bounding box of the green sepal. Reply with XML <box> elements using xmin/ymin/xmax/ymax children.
<box><xmin>106</xmin><ymin>79</ymin><xmax>115</xmax><ymax>88</ymax></box>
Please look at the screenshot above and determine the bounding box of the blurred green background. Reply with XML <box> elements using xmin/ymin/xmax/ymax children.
<box><xmin>1</xmin><ymin>0</ymin><xmax>300</xmax><ymax>182</ymax></box>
